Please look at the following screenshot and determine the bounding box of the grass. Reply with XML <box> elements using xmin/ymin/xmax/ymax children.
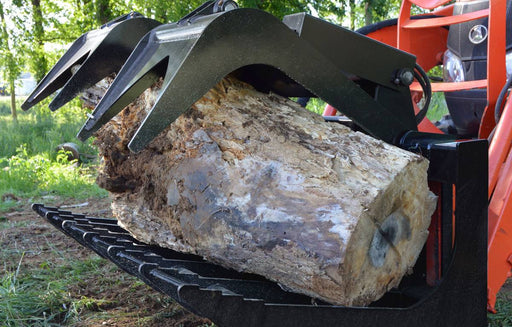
<box><xmin>0</xmin><ymin>253</ymin><xmax>116</xmax><ymax>326</ymax></box>
<box><xmin>0</xmin><ymin>97</ymin><xmax>107</xmax><ymax>206</ymax></box>
<box><xmin>489</xmin><ymin>298</ymin><xmax>512</xmax><ymax>327</ymax></box>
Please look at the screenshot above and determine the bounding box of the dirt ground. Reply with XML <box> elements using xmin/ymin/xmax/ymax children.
<box><xmin>0</xmin><ymin>196</ymin><xmax>212</xmax><ymax>327</ymax></box>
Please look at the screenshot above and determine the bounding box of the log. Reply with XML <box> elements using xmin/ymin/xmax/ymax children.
<box><xmin>92</xmin><ymin>76</ymin><xmax>437</xmax><ymax>306</ymax></box>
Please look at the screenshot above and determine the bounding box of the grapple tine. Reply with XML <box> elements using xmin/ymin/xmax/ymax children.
<box><xmin>21</xmin><ymin>12</ymin><xmax>160</xmax><ymax>111</ymax></box>
<box><xmin>76</xmin><ymin>17</ymin><xmax>215</xmax><ymax>141</ymax></box>
<box><xmin>21</xmin><ymin>32</ymin><xmax>98</xmax><ymax>111</ymax></box>
<box><xmin>76</xmin><ymin>31</ymin><xmax>173</xmax><ymax>141</ymax></box>
<box><xmin>127</xmin><ymin>9</ymin><xmax>416</xmax><ymax>152</ymax></box>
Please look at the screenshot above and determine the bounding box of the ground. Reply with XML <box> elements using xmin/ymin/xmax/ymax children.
<box><xmin>1</xmin><ymin>196</ymin><xmax>511</xmax><ymax>326</ymax></box>
<box><xmin>0</xmin><ymin>196</ymin><xmax>212</xmax><ymax>327</ymax></box>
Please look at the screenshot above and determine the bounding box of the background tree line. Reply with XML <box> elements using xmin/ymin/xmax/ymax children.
<box><xmin>0</xmin><ymin>0</ymin><xmax>402</xmax><ymax>121</ymax></box>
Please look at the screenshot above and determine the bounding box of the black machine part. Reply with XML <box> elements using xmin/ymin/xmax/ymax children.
<box><xmin>76</xmin><ymin>7</ymin><xmax>418</xmax><ymax>153</ymax></box>
<box><xmin>444</xmin><ymin>0</ymin><xmax>511</xmax><ymax>137</ymax></box>
<box><xmin>21</xmin><ymin>13</ymin><xmax>161</xmax><ymax>112</ymax></box>
<box><xmin>32</xmin><ymin>136</ymin><xmax>488</xmax><ymax>327</ymax></box>
<box><xmin>447</xmin><ymin>0</ymin><xmax>512</xmax><ymax>63</ymax></box>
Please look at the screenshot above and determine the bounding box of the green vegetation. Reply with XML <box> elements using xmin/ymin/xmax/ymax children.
<box><xmin>0</xmin><ymin>97</ymin><xmax>107</xmax><ymax>208</ymax></box>
<box><xmin>489</xmin><ymin>297</ymin><xmax>512</xmax><ymax>327</ymax></box>
<box><xmin>426</xmin><ymin>92</ymin><xmax>449</xmax><ymax>122</ymax></box>
<box><xmin>0</xmin><ymin>254</ymin><xmax>107</xmax><ymax>326</ymax></box>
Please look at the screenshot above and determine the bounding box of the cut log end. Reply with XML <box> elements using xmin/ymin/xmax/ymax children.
<box><xmin>92</xmin><ymin>76</ymin><xmax>437</xmax><ymax>306</ymax></box>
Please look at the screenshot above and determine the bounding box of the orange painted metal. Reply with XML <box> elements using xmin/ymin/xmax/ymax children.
<box><xmin>487</xmin><ymin>142</ymin><xmax>512</xmax><ymax>311</ymax></box>
<box><xmin>395</xmin><ymin>0</ymin><xmax>511</xmax><ymax>312</ymax></box>
<box><xmin>322</xmin><ymin>104</ymin><xmax>337</xmax><ymax>116</ymax></box>
<box><xmin>363</xmin><ymin>24</ymin><xmax>398</xmax><ymax>46</ymax></box>
<box><xmin>410</xmin><ymin>79</ymin><xmax>488</xmax><ymax>92</ymax></box>
<box><xmin>398</xmin><ymin>2</ymin><xmax>449</xmax><ymax>70</ymax></box>
<box><xmin>402</xmin><ymin>9</ymin><xmax>489</xmax><ymax>28</ymax></box>
<box><xmin>479</xmin><ymin>0</ymin><xmax>507</xmax><ymax>139</ymax></box>
<box><xmin>487</xmin><ymin>95</ymin><xmax>512</xmax><ymax>310</ymax></box>
<box><xmin>489</xmin><ymin>96</ymin><xmax>512</xmax><ymax>198</ymax></box>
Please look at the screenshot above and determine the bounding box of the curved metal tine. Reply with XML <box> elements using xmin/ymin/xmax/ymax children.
<box><xmin>76</xmin><ymin>17</ymin><xmax>214</xmax><ymax>141</ymax></box>
<box><xmin>48</xmin><ymin>16</ymin><xmax>161</xmax><ymax>111</ymax></box>
<box><xmin>21</xmin><ymin>13</ymin><xmax>160</xmax><ymax>111</ymax></box>
<box><xmin>127</xmin><ymin>9</ymin><xmax>414</xmax><ymax>153</ymax></box>
<box><xmin>21</xmin><ymin>30</ymin><xmax>103</xmax><ymax>111</ymax></box>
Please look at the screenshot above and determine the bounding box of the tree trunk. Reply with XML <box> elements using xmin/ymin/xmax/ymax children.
<box><xmin>92</xmin><ymin>76</ymin><xmax>436</xmax><ymax>306</ymax></box>
<box><xmin>95</xmin><ymin>0</ymin><xmax>112</xmax><ymax>25</ymax></box>
<box><xmin>9</xmin><ymin>79</ymin><xmax>16</xmax><ymax>122</ymax></box>
<box><xmin>31</xmin><ymin>0</ymin><xmax>48</xmax><ymax>83</ymax></box>
<box><xmin>364</xmin><ymin>0</ymin><xmax>373</xmax><ymax>26</ymax></box>
<box><xmin>349</xmin><ymin>0</ymin><xmax>356</xmax><ymax>30</ymax></box>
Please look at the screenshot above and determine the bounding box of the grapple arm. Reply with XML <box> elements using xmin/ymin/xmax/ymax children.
<box><xmin>77</xmin><ymin>9</ymin><xmax>418</xmax><ymax>152</ymax></box>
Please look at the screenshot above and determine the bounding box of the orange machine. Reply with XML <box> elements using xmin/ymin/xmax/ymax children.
<box><xmin>324</xmin><ymin>0</ymin><xmax>512</xmax><ymax>311</ymax></box>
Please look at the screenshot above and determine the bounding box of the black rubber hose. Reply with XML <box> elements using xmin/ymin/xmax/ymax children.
<box><xmin>414</xmin><ymin>63</ymin><xmax>432</xmax><ymax>124</ymax></box>
<box><xmin>494</xmin><ymin>74</ymin><xmax>512</xmax><ymax>123</ymax></box>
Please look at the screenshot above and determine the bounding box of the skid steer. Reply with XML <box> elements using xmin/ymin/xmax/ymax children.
<box><xmin>22</xmin><ymin>0</ymin><xmax>510</xmax><ymax>325</ymax></box>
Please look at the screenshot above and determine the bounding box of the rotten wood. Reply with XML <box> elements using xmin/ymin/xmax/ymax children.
<box><xmin>91</xmin><ymin>76</ymin><xmax>436</xmax><ymax>306</ymax></box>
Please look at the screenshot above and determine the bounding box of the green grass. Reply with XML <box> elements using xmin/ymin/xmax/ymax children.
<box><xmin>0</xmin><ymin>97</ymin><xmax>107</xmax><ymax>204</ymax></box>
<box><xmin>489</xmin><ymin>298</ymin><xmax>512</xmax><ymax>326</ymax></box>
<box><xmin>0</xmin><ymin>98</ymin><xmax>97</xmax><ymax>159</ymax></box>
<box><xmin>0</xmin><ymin>254</ymin><xmax>113</xmax><ymax>326</ymax></box>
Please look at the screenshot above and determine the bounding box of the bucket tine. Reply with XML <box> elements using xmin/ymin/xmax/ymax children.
<box><xmin>21</xmin><ymin>12</ymin><xmax>160</xmax><ymax>111</ymax></box>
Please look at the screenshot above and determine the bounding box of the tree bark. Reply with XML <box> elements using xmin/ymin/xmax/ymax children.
<box><xmin>93</xmin><ymin>76</ymin><xmax>436</xmax><ymax>306</ymax></box>
<box><xmin>31</xmin><ymin>0</ymin><xmax>48</xmax><ymax>83</ymax></box>
<box><xmin>364</xmin><ymin>0</ymin><xmax>373</xmax><ymax>26</ymax></box>
<box><xmin>9</xmin><ymin>79</ymin><xmax>16</xmax><ymax>122</ymax></box>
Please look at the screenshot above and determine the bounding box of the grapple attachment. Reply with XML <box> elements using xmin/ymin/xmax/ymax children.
<box><xmin>77</xmin><ymin>7</ymin><xmax>419</xmax><ymax>153</ymax></box>
<box><xmin>21</xmin><ymin>12</ymin><xmax>161</xmax><ymax>111</ymax></box>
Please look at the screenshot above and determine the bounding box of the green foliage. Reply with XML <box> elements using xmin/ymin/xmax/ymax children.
<box><xmin>0</xmin><ymin>145</ymin><xmax>107</xmax><ymax>199</ymax></box>
<box><xmin>0</xmin><ymin>97</ymin><xmax>107</xmax><ymax>200</ymax></box>
<box><xmin>426</xmin><ymin>92</ymin><xmax>449</xmax><ymax>122</ymax></box>
<box><xmin>305</xmin><ymin>97</ymin><xmax>327</xmax><ymax>115</ymax></box>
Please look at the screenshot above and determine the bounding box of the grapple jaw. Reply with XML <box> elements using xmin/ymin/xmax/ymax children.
<box><xmin>77</xmin><ymin>8</ymin><xmax>418</xmax><ymax>153</ymax></box>
<box><xmin>21</xmin><ymin>12</ymin><xmax>161</xmax><ymax>111</ymax></box>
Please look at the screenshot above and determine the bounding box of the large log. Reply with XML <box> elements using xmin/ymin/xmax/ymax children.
<box><xmin>92</xmin><ymin>76</ymin><xmax>437</xmax><ymax>306</ymax></box>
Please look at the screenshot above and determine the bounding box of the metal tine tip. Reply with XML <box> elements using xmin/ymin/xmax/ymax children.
<box><xmin>76</xmin><ymin>28</ymin><xmax>172</xmax><ymax>142</ymax></box>
<box><xmin>21</xmin><ymin>13</ymin><xmax>161</xmax><ymax>112</ymax></box>
<box><xmin>77</xmin><ymin>2</ymin><xmax>241</xmax><ymax>147</ymax></box>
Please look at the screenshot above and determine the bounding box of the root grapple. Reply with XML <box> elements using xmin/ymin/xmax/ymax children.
<box><xmin>25</xmin><ymin>0</ymin><xmax>503</xmax><ymax>324</ymax></box>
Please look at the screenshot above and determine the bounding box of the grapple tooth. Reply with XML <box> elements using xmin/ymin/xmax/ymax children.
<box><xmin>76</xmin><ymin>17</ymin><xmax>214</xmax><ymax>142</ymax></box>
<box><xmin>76</xmin><ymin>30</ymin><xmax>172</xmax><ymax>141</ymax></box>
<box><xmin>21</xmin><ymin>12</ymin><xmax>160</xmax><ymax>111</ymax></box>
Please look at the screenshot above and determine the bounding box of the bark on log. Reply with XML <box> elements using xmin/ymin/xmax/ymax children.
<box><xmin>92</xmin><ymin>76</ymin><xmax>437</xmax><ymax>306</ymax></box>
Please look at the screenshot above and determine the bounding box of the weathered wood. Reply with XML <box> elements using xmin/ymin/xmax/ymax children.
<box><xmin>92</xmin><ymin>76</ymin><xmax>436</xmax><ymax>306</ymax></box>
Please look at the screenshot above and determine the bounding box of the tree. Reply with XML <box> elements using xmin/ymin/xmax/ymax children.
<box><xmin>0</xmin><ymin>0</ymin><xmax>23</xmax><ymax>121</ymax></box>
<box><xmin>29</xmin><ymin>0</ymin><xmax>48</xmax><ymax>82</ymax></box>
